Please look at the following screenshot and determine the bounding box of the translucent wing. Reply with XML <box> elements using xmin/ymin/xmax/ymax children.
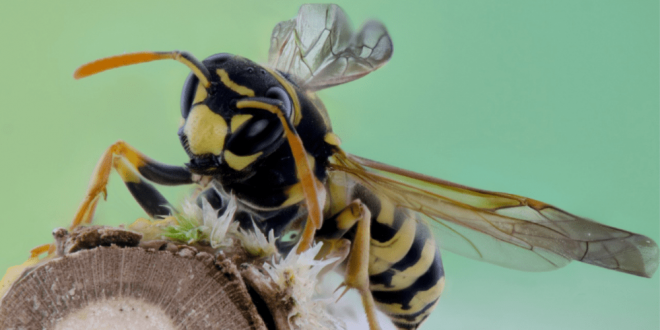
<box><xmin>268</xmin><ymin>4</ymin><xmax>393</xmax><ymax>91</ymax></box>
<box><xmin>329</xmin><ymin>152</ymin><xmax>659</xmax><ymax>277</ymax></box>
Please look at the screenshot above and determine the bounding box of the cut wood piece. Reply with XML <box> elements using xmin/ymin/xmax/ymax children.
<box><xmin>0</xmin><ymin>246</ymin><xmax>268</xmax><ymax>330</ymax></box>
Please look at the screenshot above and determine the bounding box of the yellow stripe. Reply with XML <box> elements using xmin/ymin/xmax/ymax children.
<box><xmin>376</xmin><ymin>277</ymin><xmax>445</xmax><ymax>315</ymax></box>
<box><xmin>282</xmin><ymin>182</ymin><xmax>306</xmax><ymax>207</ymax></box>
<box><xmin>326</xmin><ymin>171</ymin><xmax>350</xmax><ymax>216</ymax></box>
<box><xmin>369</xmin><ymin>216</ymin><xmax>417</xmax><ymax>275</ymax></box>
<box><xmin>192</xmin><ymin>83</ymin><xmax>208</xmax><ymax>104</ymax></box>
<box><xmin>370</xmin><ymin>239</ymin><xmax>437</xmax><ymax>291</ymax></box>
<box><xmin>264</xmin><ymin>67</ymin><xmax>302</xmax><ymax>125</ymax></box>
<box><xmin>175</xmin><ymin>54</ymin><xmax>211</xmax><ymax>88</ymax></box>
<box><xmin>216</xmin><ymin>69</ymin><xmax>255</xmax><ymax>97</ymax></box>
<box><xmin>230</xmin><ymin>114</ymin><xmax>253</xmax><ymax>132</ymax></box>
<box><xmin>114</xmin><ymin>158</ymin><xmax>141</xmax><ymax>183</ymax></box>
<box><xmin>324</xmin><ymin>132</ymin><xmax>342</xmax><ymax>146</ymax></box>
<box><xmin>224</xmin><ymin>150</ymin><xmax>262</xmax><ymax>171</ymax></box>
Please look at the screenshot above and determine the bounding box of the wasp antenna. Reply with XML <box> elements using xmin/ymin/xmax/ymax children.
<box><xmin>74</xmin><ymin>51</ymin><xmax>211</xmax><ymax>88</ymax></box>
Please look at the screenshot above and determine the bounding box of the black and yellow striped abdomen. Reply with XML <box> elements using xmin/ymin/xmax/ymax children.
<box><xmin>324</xmin><ymin>172</ymin><xmax>445</xmax><ymax>330</ymax></box>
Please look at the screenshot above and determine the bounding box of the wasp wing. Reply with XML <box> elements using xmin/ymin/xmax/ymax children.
<box><xmin>329</xmin><ymin>152</ymin><xmax>659</xmax><ymax>277</ymax></box>
<box><xmin>268</xmin><ymin>4</ymin><xmax>393</xmax><ymax>91</ymax></box>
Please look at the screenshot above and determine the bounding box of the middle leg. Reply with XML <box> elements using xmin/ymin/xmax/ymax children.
<box><xmin>316</xmin><ymin>199</ymin><xmax>381</xmax><ymax>330</ymax></box>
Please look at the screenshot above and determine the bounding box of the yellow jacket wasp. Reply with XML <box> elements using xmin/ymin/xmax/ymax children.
<box><xmin>12</xmin><ymin>4</ymin><xmax>660</xmax><ymax>330</ymax></box>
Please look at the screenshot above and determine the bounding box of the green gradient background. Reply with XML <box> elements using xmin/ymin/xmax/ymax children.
<box><xmin>0</xmin><ymin>1</ymin><xmax>658</xmax><ymax>329</ymax></box>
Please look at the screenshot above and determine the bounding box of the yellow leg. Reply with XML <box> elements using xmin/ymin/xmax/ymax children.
<box><xmin>70</xmin><ymin>141</ymin><xmax>146</xmax><ymax>229</ymax></box>
<box><xmin>70</xmin><ymin>140</ymin><xmax>194</xmax><ymax>229</ymax></box>
<box><xmin>327</xmin><ymin>200</ymin><xmax>381</xmax><ymax>330</ymax></box>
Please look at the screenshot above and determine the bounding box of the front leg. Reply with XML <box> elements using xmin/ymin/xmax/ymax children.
<box><xmin>70</xmin><ymin>140</ymin><xmax>194</xmax><ymax>229</ymax></box>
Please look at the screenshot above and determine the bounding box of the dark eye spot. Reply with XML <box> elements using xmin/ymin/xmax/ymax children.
<box><xmin>247</xmin><ymin>67</ymin><xmax>254</xmax><ymax>74</ymax></box>
<box><xmin>246</xmin><ymin>119</ymin><xmax>268</xmax><ymax>138</ymax></box>
<box><xmin>226</xmin><ymin>112</ymin><xmax>284</xmax><ymax>156</ymax></box>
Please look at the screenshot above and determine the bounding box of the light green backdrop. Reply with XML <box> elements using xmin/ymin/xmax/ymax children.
<box><xmin>0</xmin><ymin>1</ymin><xmax>657</xmax><ymax>329</ymax></box>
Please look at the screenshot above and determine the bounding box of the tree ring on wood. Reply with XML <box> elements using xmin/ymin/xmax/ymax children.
<box><xmin>0</xmin><ymin>246</ymin><xmax>268</xmax><ymax>330</ymax></box>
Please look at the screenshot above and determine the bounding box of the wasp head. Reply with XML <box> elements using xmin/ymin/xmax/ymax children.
<box><xmin>179</xmin><ymin>54</ymin><xmax>293</xmax><ymax>181</ymax></box>
<box><xmin>74</xmin><ymin>51</ymin><xmax>296</xmax><ymax>183</ymax></box>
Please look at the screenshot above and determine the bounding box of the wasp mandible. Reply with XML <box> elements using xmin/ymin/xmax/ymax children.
<box><xmin>47</xmin><ymin>4</ymin><xmax>660</xmax><ymax>330</ymax></box>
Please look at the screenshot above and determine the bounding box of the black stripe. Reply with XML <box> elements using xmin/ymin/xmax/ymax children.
<box><xmin>371</xmin><ymin>207</ymin><xmax>408</xmax><ymax>243</ymax></box>
<box><xmin>391</xmin><ymin>320</ymin><xmax>419</xmax><ymax>330</ymax></box>
<box><xmin>351</xmin><ymin>185</ymin><xmax>412</xmax><ymax>244</ymax></box>
<box><xmin>391</xmin><ymin>312</ymin><xmax>431</xmax><ymax>330</ymax></box>
<box><xmin>389</xmin><ymin>298</ymin><xmax>439</xmax><ymax>322</ymax></box>
<box><xmin>369</xmin><ymin>221</ymin><xmax>435</xmax><ymax>287</ymax></box>
<box><xmin>371</xmin><ymin>251</ymin><xmax>444</xmax><ymax>310</ymax></box>
<box><xmin>391</xmin><ymin>219</ymin><xmax>431</xmax><ymax>272</ymax></box>
<box><xmin>350</xmin><ymin>185</ymin><xmax>399</xmax><ymax>244</ymax></box>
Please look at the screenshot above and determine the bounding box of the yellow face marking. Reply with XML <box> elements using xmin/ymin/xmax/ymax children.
<box><xmin>192</xmin><ymin>82</ymin><xmax>208</xmax><ymax>104</ymax></box>
<box><xmin>230</xmin><ymin>114</ymin><xmax>253</xmax><ymax>133</ymax></box>
<box><xmin>264</xmin><ymin>67</ymin><xmax>302</xmax><ymax>125</ymax></box>
<box><xmin>224</xmin><ymin>150</ymin><xmax>262</xmax><ymax>171</ymax></box>
<box><xmin>324</xmin><ymin>132</ymin><xmax>342</xmax><ymax>146</ymax></box>
<box><xmin>216</xmin><ymin>69</ymin><xmax>255</xmax><ymax>97</ymax></box>
<box><xmin>183</xmin><ymin>104</ymin><xmax>228</xmax><ymax>156</ymax></box>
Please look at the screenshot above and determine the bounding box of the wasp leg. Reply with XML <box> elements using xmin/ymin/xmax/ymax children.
<box><xmin>317</xmin><ymin>200</ymin><xmax>381</xmax><ymax>330</ymax></box>
<box><xmin>71</xmin><ymin>140</ymin><xmax>194</xmax><ymax>229</ymax></box>
<box><xmin>113</xmin><ymin>157</ymin><xmax>172</xmax><ymax>218</ymax></box>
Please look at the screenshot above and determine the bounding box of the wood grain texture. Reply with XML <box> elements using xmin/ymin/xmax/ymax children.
<box><xmin>0</xmin><ymin>246</ymin><xmax>268</xmax><ymax>330</ymax></box>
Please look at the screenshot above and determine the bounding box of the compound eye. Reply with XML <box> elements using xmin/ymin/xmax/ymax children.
<box><xmin>266</xmin><ymin>86</ymin><xmax>292</xmax><ymax>118</ymax></box>
<box><xmin>226</xmin><ymin>112</ymin><xmax>284</xmax><ymax>156</ymax></box>
<box><xmin>180</xmin><ymin>73</ymin><xmax>198</xmax><ymax>118</ymax></box>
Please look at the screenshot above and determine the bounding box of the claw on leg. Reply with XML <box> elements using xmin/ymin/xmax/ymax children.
<box><xmin>29</xmin><ymin>243</ymin><xmax>54</xmax><ymax>259</ymax></box>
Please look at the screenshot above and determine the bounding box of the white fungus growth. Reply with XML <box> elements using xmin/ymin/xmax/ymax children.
<box><xmin>177</xmin><ymin>196</ymin><xmax>238</xmax><ymax>248</ymax></box>
<box><xmin>264</xmin><ymin>243</ymin><xmax>345</xmax><ymax>330</ymax></box>
<box><xmin>234</xmin><ymin>221</ymin><xmax>278</xmax><ymax>258</ymax></box>
<box><xmin>207</xmin><ymin>196</ymin><xmax>238</xmax><ymax>248</ymax></box>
